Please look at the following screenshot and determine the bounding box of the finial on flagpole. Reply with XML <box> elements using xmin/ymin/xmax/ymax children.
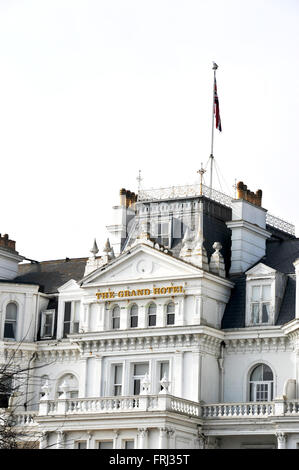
<box><xmin>197</xmin><ymin>163</ymin><xmax>206</xmax><ymax>196</ymax></box>
<box><xmin>137</xmin><ymin>170</ymin><xmax>143</xmax><ymax>192</ymax></box>
<box><xmin>212</xmin><ymin>62</ymin><xmax>218</xmax><ymax>70</ymax></box>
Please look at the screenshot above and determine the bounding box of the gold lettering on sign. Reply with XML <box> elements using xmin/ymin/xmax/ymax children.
<box><xmin>96</xmin><ymin>285</ymin><xmax>184</xmax><ymax>300</ymax></box>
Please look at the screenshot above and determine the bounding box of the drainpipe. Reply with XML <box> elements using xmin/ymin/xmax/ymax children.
<box><xmin>24</xmin><ymin>352</ymin><xmax>37</xmax><ymax>411</ymax></box>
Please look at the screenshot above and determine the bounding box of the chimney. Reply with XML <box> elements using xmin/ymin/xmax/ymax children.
<box><xmin>106</xmin><ymin>188</ymin><xmax>136</xmax><ymax>256</ymax></box>
<box><xmin>226</xmin><ymin>181</ymin><xmax>271</xmax><ymax>274</ymax></box>
<box><xmin>0</xmin><ymin>233</ymin><xmax>24</xmax><ymax>279</ymax></box>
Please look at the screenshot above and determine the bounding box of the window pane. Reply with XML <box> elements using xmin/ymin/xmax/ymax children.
<box><xmin>149</xmin><ymin>314</ymin><xmax>156</xmax><ymax>326</ymax></box>
<box><xmin>133</xmin><ymin>379</ymin><xmax>140</xmax><ymax>395</ymax></box>
<box><xmin>148</xmin><ymin>303</ymin><xmax>156</xmax><ymax>315</ymax></box>
<box><xmin>115</xmin><ymin>365</ymin><xmax>122</xmax><ymax>384</ymax></box>
<box><xmin>98</xmin><ymin>441</ymin><xmax>113</xmax><ymax>449</ymax></box>
<box><xmin>112</xmin><ymin>306</ymin><xmax>120</xmax><ymax>317</ymax></box>
<box><xmin>251</xmin><ymin>365</ymin><xmax>263</xmax><ymax>381</ymax></box>
<box><xmin>64</xmin><ymin>302</ymin><xmax>71</xmax><ymax>321</ymax></box>
<box><xmin>125</xmin><ymin>441</ymin><xmax>134</xmax><ymax>449</ymax></box>
<box><xmin>262</xmin><ymin>303</ymin><xmax>269</xmax><ymax>323</ymax></box>
<box><xmin>167</xmin><ymin>302</ymin><xmax>175</xmax><ymax>314</ymax></box>
<box><xmin>6</xmin><ymin>303</ymin><xmax>17</xmax><ymax>320</ymax></box>
<box><xmin>250</xmin><ymin>383</ymin><xmax>255</xmax><ymax>401</ymax></box>
<box><xmin>262</xmin><ymin>285</ymin><xmax>271</xmax><ymax>301</ymax></box>
<box><xmin>134</xmin><ymin>363</ymin><xmax>148</xmax><ymax>376</ymax></box>
<box><xmin>131</xmin><ymin>304</ymin><xmax>138</xmax><ymax>316</ymax></box>
<box><xmin>160</xmin><ymin>362</ymin><xmax>169</xmax><ymax>380</ymax></box>
<box><xmin>251</xmin><ymin>304</ymin><xmax>259</xmax><ymax>323</ymax></box>
<box><xmin>63</xmin><ymin>322</ymin><xmax>70</xmax><ymax>336</ymax></box>
<box><xmin>262</xmin><ymin>365</ymin><xmax>273</xmax><ymax>381</ymax></box>
<box><xmin>77</xmin><ymin>442</ymin><xmax>87</xmax><ymax>449</ymax></box>
<box><xmin>167</xmin><ymin>314</ymin><xmax>175</xmax><ymax>325</ymax></box>
<box><xmin>130</xmin><ymin>315</ymin><xmax>138</xmax><ymax>328</ymax></box>
<box><xmin>252</xmin><ymin>286</ymin><xmax>260</xmax><ymax>301</ymax></box>
<box><xmin>112</xmin><ymin>317</ymin><xmax>120</xmax><ymax>329</ymax></box>
<box><xmin>4</xmin><ymin>322</ymin><xmax>15</xmax><ymax>339</ymax></box>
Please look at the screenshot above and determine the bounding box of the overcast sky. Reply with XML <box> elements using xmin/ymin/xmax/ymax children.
<box><xmin>0</xmin><ymin>0</ymin><xmax>298</xmax><ymax>261</ymax></box>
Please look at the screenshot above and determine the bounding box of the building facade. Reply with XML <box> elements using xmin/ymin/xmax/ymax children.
<box><xmin>0</xmin><ymin>180</ymin><xmax>299</xmax><ymax>449</ymax></box>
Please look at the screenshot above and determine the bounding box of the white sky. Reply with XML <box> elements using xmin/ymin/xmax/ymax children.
<box><xmin>0</xmin><ymin>0</ymin><xmax>298</xmax><ymax>261</ymax></box>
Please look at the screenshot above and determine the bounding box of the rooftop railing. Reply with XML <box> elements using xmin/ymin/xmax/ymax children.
<box><xmin>137</xmin><ymin>184</ymin><xmax>295</xmax><ymax>236</ymax></box>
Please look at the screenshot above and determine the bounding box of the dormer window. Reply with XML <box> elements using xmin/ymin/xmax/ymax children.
<box><xmin>251</xmin><ymin>285</ymin><xmax>271</xmax><ymax>324</ymax></box>
<box><xmin>4</xmin><ymin>303</ymin><xmax>18</xmax><ymax>340</ymax></box>
<box><xmin>63</xmin><ymin>301</ymin><xmax>80</xmax><ymax>337</ymax></box>
<box><xmin>41</xmin><ymin>310</ymin><xmax>55</xmax><ymax>338</ymax></box>
<box><xmin>245</xmin><ymin>263</ymin><xmax>286</xmax><ymax>327</ymax></box>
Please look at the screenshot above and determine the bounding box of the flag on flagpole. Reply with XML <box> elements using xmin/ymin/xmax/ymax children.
<box><xmin>214</xmin><ymin>78</ymin><xmax>222</xmax><ymax>132</ymax></box>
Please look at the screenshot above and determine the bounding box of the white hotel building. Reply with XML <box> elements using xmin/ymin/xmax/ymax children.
<box><xmin>1</xmin><ymin>180</ymin><xmax>299</xmax><ymax>449</ymax></box>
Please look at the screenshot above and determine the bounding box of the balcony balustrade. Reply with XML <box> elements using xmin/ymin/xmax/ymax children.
<box><xmin>36</xmin><ymin>395</ymin><xmax>299</xmax><ymax>420</ymax></box>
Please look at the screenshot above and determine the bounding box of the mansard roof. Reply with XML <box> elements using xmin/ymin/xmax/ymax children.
<box><xmin>14</xmin><ymin>257</ymin><xmax>88</xmax><ymax>294</ymax></box>
<box><xmin>222</xmin><ymin>238</ymin><xmax>299</xmax><ymax>329</ymax></box>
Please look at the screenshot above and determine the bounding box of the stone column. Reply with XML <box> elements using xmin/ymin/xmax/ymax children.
<box><xmin>168</xmin><ymin>429</ymin><xmax>175</xmax><ymax>449</ymax></box>
<box><xmin>176</xmin><ymin>298</ymin><xmax>185</xmax><ymax>326</ymax></box>
<box><xmin>39</xmin><ymin>431</ymin><xmax>48</xmax><ymax>449</ymax></box>
<box><xmin>173</xmin><ymin>351</ymin><xmax>184</xmax><ymax>397</ymax></box>
<box><xmin>87</xmin><ymin>431</ymin><xmax>94</xmax><ymax>449</ymax></box>
<box><xmin>138</xmin><ymin>428</ymin><xmax>149</xmax><ymax>449</ymax></box>
<box><xmin>56</xmin><ymin>431</ymin><xmax>65</xmax><ymax>449</ymax></box>
<box><xmin>139</xmin><ymin>305</ymin><xmax>147</xmax><ymax>328</ymax></box>
<box><xmin>192</xmin><ymin>351</ymin><xmax>202</xmax><ymax>402</ymax></box>
<box><xmin>193</xmin><ymin>295</ymin><xmax>203</xmax><ymax>325</ymax></box>
<box><xmin>156</xmin><ymin>303</ymin><xmax>164</xmax><ymax>327</ymax></box>
<box><xmin>276</xmin><ymin>432</ymin><xmax>287</xmax><ymax>449</ymax></box>
<box><xmin>159</xmin><ymin>428</ymin><xmax>168</xmax><ymax>449</ymax></box>
<box><xmin>113</xmin><ymin>430</ymin><xmax>120</xmax><ymax>449</ymax></box>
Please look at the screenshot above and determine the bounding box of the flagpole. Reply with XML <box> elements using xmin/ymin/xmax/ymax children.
<box><xmin>209</xmin><ymin>62</ymin><xmax>218</xmax><ymax>190</ymax></box>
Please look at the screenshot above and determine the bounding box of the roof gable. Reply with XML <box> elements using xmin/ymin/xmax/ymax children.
<box><xmin>81</xmin><ymin>243</ymin><xmax>202</xmax><ymax>287</ymax></box>
<box><xmin>246</xmin><ymin>262</ymin><xmax>277</xmax><ymax>277</ymax></box>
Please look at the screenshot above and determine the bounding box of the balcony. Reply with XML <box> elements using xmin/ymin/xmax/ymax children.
<box><xmin>38</xmin><ymin>394</ymin><xmax>201</xmax><ymax>418</ymax></box>
<box><xmin>37</xmin><ymin>395</ymin><xmax>299</xmax><ymax>420</ymax></box>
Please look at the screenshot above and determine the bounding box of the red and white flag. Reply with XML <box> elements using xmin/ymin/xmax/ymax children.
<box><xmin>214</xmin><ymin>78</ymin><xmax>222</xmax><ymax>132</ymax></box>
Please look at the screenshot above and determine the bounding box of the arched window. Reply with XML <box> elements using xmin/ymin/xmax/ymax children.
<box><xmin>4</xmin><ymin>303</ymin><xmax>17</xmax><ymax>339</ymax></box>
<box><xmin>130</xmin><ymin>304</ymin><xmax>138</xmax><ymax>328</ymax></box>
<box><xmin>166</xmin><ymin>302</ymin><xmax>175</xmax><ymax>325</ymax></box>
<box><xmin>112</xmin><ymin>305</ymin><xmax>120</xmax><ymax>329</ymax></box>
<box><xmin>249</xmin><ymin>364</ymin><xmax>273</xmax><ymax>402</ymax></box>
<box><xmin>148</xmin><ymin>303</ymin><xmax>156</xmax><ymax>327</ymax></box>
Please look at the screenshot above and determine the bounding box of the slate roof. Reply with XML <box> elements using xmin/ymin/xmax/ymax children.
<box><xmin>222</xmin><ymin>238</ymin><xmax>299</xmax><ymax>329</ymax></box>
<box><xmin>14</xmin><ymin>258</ymin><xmax>88</xmax><ymax>294</ymax></box>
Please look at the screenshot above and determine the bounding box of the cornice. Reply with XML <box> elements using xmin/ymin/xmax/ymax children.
<box><xmin>224</xmin><ymin>335</ymin><xmax>291</xmax><ymax>354</ymax></box>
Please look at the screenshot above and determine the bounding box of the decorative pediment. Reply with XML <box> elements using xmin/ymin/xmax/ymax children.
<box><xmin>246</xmin><ymin>262</ymin><xmax>277</xmax><ymax>278</ymax></box>
<box><xmin>81</xmin><ymin>244</ymin><xmax>202</xmax><ymax>287</ymax></box>
<box><xmin>58</xmin><ymin>279</ymin><xmax>81</xmax><ymax>293</ymax></box>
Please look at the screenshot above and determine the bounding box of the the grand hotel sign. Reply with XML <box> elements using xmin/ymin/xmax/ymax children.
<box><xmin>96</xmin><ymin>285</ymin><xmax>184</xmax><ymax>300</ymax></box>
